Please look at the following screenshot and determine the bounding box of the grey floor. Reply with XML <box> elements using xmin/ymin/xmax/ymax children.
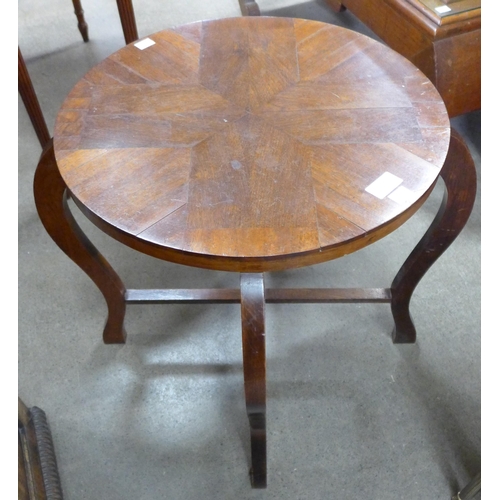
<box><xmin>18</xmin><ymin>1</ymin><xmax>481</xmax><ymax>499</ymax></box>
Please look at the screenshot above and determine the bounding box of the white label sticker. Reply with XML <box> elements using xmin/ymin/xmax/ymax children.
<box><xmin>365</xmin><ymin>172</ymin><xmax>403</xmax><ymax>199</ymax></box>
<box><xmin>388</xmin><ymin>185</ymin><xmax>415</xmax><ymax>204</ymax></box>
<box><xmin>435</xmin><ymin>5</ymin><xmax>452</xmax><ymax>13</ymax></box>
<box><xmin>134</xmin><ymin>38</ymin><xmax>156</xmax><ymax>50</ymax></box>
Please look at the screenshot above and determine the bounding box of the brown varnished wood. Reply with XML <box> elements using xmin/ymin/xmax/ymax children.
<box><xmin>18</xmin><ymin>398</ymin><xmax>64</xmax><ymax>500</ymax></box>
<box><xmin>240</xmin><ymin>273</ymin><xmax>266</xmax><ymax>488</ymax></box>
<box><xmin>329</xmin><ymin>0</ymin><xmax>480</xmax><ymax>117</ymax></box>
<box><xmin>18</xmin><ymin>399</ymin><xmax>46</xmax><ymax>500</ymax></box>
<box><xmin>432</xmin><ymin>29</ymin><xmax>480</xmax><ymax>116</ymax></box>
<box><xmin>20</xmin><ymin>1</ymin><xmax>138</xmax><ymax>149</ymax></box>
<box><xmin>411</xmin><ymin>0</ymin><xmax>480</xmax><ymax>24</ymax></box>
<box><xmin>36</xmin><ymin>17</ymin><xmax>477</xmax><ymax>488</ymax></box>
<box><xmin>53</xmin><ymin>17</ymin><xmax>449</xmax><ymax>273</ymax></box>
<box><xmin>18</xmin><ymin>48</ymin><xmax>51</xmax><ymax>149</ymax></box>
<box><xmin>391</xmin><ymin>128</ymin><xmax>477</xmax><ymax>343</ymax></box>
<box><xmin>116</xmin><ymin>0</ymin><xmax>139</xmax><ymax>44</ymax></box>
<box><xmin>334</xmin><ymin>0</ymin><xmax>480</xmax><ymax>39</ymax></box>
<box><xmin>324</xmin><ymin>0</ymin><xmax>346</xmax><ymax>12</ymax></box>
<box><xmin>239</xmin><ymin>0</ymin><xmax>261</xmax><ymax>16</ymax></box>
<box><xmin>72</xmin><ymin>0</ymin><xmax>89</xmax><ymax>42</ymax></box>
<box><xmin>33</xmin><ymin>141</ymin><xmax>127</xmax><ymax>344</ymax></box>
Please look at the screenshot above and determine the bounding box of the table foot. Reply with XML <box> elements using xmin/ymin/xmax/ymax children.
<box><xmin>33</xmin><ymin>141</ymin><xmax>127</xmax><ymax>344</ymax></box>
<box><xmin>239</xmin><ymin>0</ymin><xmax>261</xmax><ymax>16</ymax></box>
<box><xmin>324</xmin><ymin>0</ymin><xmax>346</xmax><ymax>12</ymax></box>
<box><xmin>240</xmin><ymin>273</ymin><xmax>266</xmax><ymax>488</ymax></box>
<box><xmin>390</xmin><ymin>128</ymin><xmax>477</xmax><ymax>343</ymax></box>
<box><xmin>72</xmin><ymin>0</ymin><xmax>89</xmax><ymax>42</ymax></box>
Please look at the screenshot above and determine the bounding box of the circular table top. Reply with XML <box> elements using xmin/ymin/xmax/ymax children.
<box><xmin>54</xmin><ymin>16</ymin><xmax>450</xmax><ymax>272</ymax></box>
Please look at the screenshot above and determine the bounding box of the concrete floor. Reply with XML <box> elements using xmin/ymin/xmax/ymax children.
<box><xmin>18</xmin><ymin>1</ymin><xmax>481</xmax><ymax>499</ymax></box>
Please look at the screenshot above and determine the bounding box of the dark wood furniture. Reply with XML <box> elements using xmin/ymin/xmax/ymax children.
<box><xmin>239</xmin><ymin>0</ymin><xmax>481</xmax><ymax>117</ymax></box>
<box><xmin>18</xmin><ymin>398</ymin><xmax>63</xmax><ymax>500</ymax></box>
<box><xmin>33</xmin><ymin>16</ymin><xmax>477</xmax><ymax>488</ymax></box>
<box><xmin>72</xmin><ymin>0</ymin><xmax>89</xmax><ymax>42</ymax></box>
<box><xmin>19</xmin><ymin>0</ymin><xmax>139</xmax><ymax>149</ymax></box>
<box><xmin>323</xmin><ymin>0</ymin><xmax>480</xmax><ymax>117</ymax></box>
<box><xmin>239</xmin><ymin>0</ymin><xmax>261</xmax><ymax>16</ymax></box>
<box><xmin>19</xmin><ymin>48</ymin><xmax>52</xmax><ymax>149</ymax></box>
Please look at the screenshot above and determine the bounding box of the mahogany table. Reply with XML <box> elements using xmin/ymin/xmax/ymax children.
<box><xmin>33</xmin><ymin>16</ymin><xmax>476</xmax><ymax>488</ymax></box>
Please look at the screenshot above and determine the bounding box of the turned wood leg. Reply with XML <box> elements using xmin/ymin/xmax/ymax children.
<box><xmin>240</xmin><ymin>273</ymin><xmax>266</xmax><ymax>488</ymax></box>
<box><xmin>18</xmin><ymin>47</ymin><xmax>51</xmax><ymax>149</ymax></box>
<box><xmin>452</xmin><ymin>472</ymin><xmax>481</xmax><ymax>500</ymax></box>
<box><xmin>72</xmin><ymin>0</ymin><xmax>89</xmax><ymax>42</ymax></box>
<box><xmin>116</xmin><ymin>0</ymin><xmax>139</xmax><ymax>44</ymax></box>
<box><xmin>391</xmin><ymin>128</ymin><xmax>477</xmax><ymax>343</ymax></box>
<box><xmin>324</xmin><ymin>0</ymin><xmax>346</xmax><ymax>12</ymax></box>
<box><xmin>33</xmin><ymin>141</ymin><xmax>127</xmax><ymax>344</ymax></box>
<box><xmin>19</xmin><ymin>398</ymin><xmax>64</xmax><ymax>499</ymax></box>
<box><xmin>238</xmin><ymin>0</ymin><xmax>261</xmax><ymax>16</ymax></box>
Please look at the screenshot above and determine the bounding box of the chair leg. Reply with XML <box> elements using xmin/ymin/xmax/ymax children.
<box><xmin>19</xmin><ymin>398</ymin><xmax>64</xmax><ymax>499</ymax></box>
<box><xmin>18</xmin><ymin>47</ymin><xmax>51</xmax><ymax>149</ymax></box>
<box><xmin>240</xmin><ymin>273</ymin><xmax>267</xmax><ymax>488</ymax></box>
<box><xmin>452</xmin><ymin>472</ymin><xmax>481</xmax><ymax>500</ymax></box>
<box><xmin>72</xmin><ymin>0</ymin><xmax>89</xmax><ymax>42</ymax></box>
<box><xmin>239</xmin><ymin>0</ymin><xmax>261</xmax><ymax>16</ymax></box>
<box><xmin>390</xmin><ymin>128</ymin><xmax>477</xmax><ymax>343</ymax></box>
<box><xmin>116</xmin><ymin>0</ymin><xmax>139</xmax><ymax>44</ymax></box>
<box><xmin>324</xmin><ymin>0</ymin><xmax>346</xmax><ymax>12</ymax></box>
<box><xmin>33</xmin><ymin>141</ymin><xmax>128</xmax><ymax>344</ymax></box>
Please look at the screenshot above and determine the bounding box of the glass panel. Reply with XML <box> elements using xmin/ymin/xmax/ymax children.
<box><xmin>416</xmin><ymin>0</ymin><xmax>480</xmax><ymax>17</ymax></box>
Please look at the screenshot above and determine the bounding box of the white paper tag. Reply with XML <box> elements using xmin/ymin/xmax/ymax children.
<box><xmin>388</xmin><ymin>185</ymin><xmax>414</xmax><ymax>204</ymax></box>
<box><xmin>365</xmin><ymin>172</ymin><xmax>403</xmax><ymax>199</ymax></box>
<box><xmin>134</xmin><ymin>38</ymin><xmax>156</xmax><ymax>50</ymax></box>
<box><xmin>435</xmin><ymin>5</ymin><xmax>452</xmax><ymax>13</ymax></box>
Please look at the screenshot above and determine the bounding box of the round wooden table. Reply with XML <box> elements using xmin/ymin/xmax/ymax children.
<box><xmin>34</xmin><ymin>16</ymin><xmax>476</xmax><ymax>488</ymax></box>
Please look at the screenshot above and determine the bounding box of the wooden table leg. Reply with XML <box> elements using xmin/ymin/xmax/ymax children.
<box><xmin>18</xmin><ymin>48</ymin><xmax>51</xmax><ymax>149</ymax></box>
<box><xmin>116</xmin><ymin>0</ymin><xmax>139</xmax><ymax>44</ymax></box>
<box><xmin>238</xmin><ymin>0</ymin><xmax>261</xmax><ymax>16</ymax></box>
<box><xmin>240</xmin><ymin>273</ymin><xmax>266</xmax><ymax>488</ymax></box>
<box><xmin>72</xmin><ymin>0</ymin><xmax>89</xmax><ymax>42</ymax></box>
<box><xmin>33</xmin><ymin>141</ymin><xmax>127</xmax><ymax>344</ymax></box>
<box><xmin>391</xmin><ymin>128</ymin><xmax>477</xmax><ymax>343</ymax></box>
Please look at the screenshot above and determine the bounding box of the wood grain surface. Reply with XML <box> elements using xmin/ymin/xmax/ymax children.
<box><xmin>326</xmin><ymin>0</ymin><xmax>480</xmax><ymax>117</ymax></box>
<box><xmin>53</xmin><ymin>17</ymin><xmax>450</xmax><ymax>273</ymax></box>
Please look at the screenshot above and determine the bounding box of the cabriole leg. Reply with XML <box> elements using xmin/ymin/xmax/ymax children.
<box><xmin>33</xmin><ymin>141</ymin><xmax>127</xmax><ymax>344</ymax></box>
<box><xmin>391</xmin><ymin>128</ymin><xmax>477</xmax><ymax>343</ymax></box>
